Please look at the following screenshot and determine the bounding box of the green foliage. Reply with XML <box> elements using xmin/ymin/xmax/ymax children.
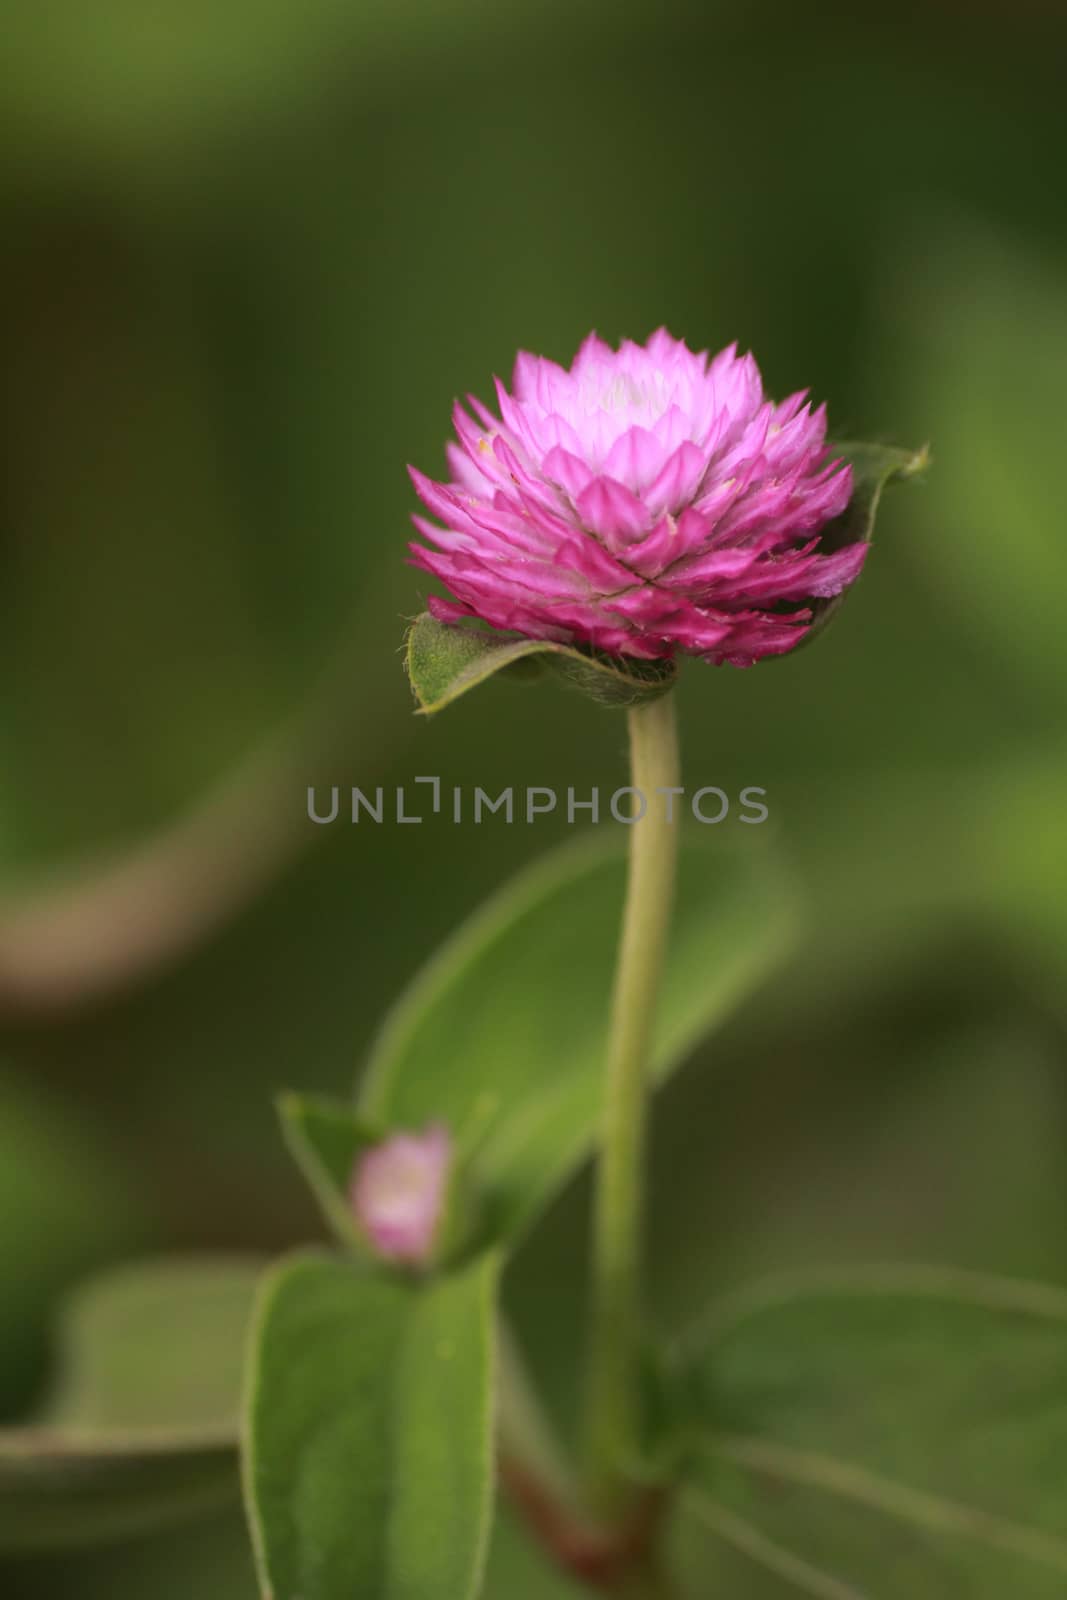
<box><xmin>360</xmin><ymin>833</ymin><xmax>794</xmax><ymax>1247</ymax></box>
<box><xmin>0</xmin><ymin>1073</ymin><xmax>144</xmax><ymax>1419</ymax></box>
<box><xmin>800</xmin><ymin>441</ymin><xmax>928</xmax><ymax>647</ymax></box>
<box><xmin>0</xmin><ymin>1258</ymin><xmax>263</xmax><ymax>1550</ymax></box>
<box><xmin>677</xmin><ymin>1266</ymin><xmax>1067</xmax><ymax>1595</ymax></box>
<box><xmin>21</xmin><ymin>1512</ymin><xmax>261</xmax><ymax>1600</ymax></box>
<box><xmin>2</xmin><ymin>3</ymin><xmax>1065</xmax><ymax>1596</ymax></box>
<box><xmin>243</xmin><ymin>1250</ymin><xmax>499</xmax><ymax>1600</ymax></box>
<box><xmin>249</xmin><ymin>832</ymin><xmax>792</xmax><ymax>1597</ymax></box>
<box><xmin>277</xmin><ymin>1092</ymin><xmax>383</xmax><ymax>1248</ymax></box>
<box><xmin>405</xmin><ymin>614</ymin><xmax>677</xmax><ymax>715</ymax></box>
<box><xmin>40</xmin><ymin>1258</ymin><xmax>261</xmax><ymax>1430</ymax></box>
<box><xmin>0</xmin><ymin>1444</ymin><xmax>241</xmax><ymax>1556</ymax></box>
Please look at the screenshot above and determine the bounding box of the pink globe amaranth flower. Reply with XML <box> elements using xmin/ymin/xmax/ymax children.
<box><xmin>409</xmin><ymin>329</ymin><xmax>863</xmax><ymax>666</ymax></box>
<box><xmin>350</xmin><ymin>1125</ymin><xmax>452</xmax><ymax>1265</ymax></box>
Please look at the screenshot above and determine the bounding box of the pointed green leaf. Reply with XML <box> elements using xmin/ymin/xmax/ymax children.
<box><xmin>799</xmin><ymin>440</ymin><xmax>928</xmax><ymax>646</ymax></box>
<box><xmin>0</xmin><ymin>1256</ymin><xmax>263</xmax><ymax>1550</ymax></box>
<box><xmin>405</xmin><ymin>613</ymin><xmax>676</xmax><ymax>715</ymax></box>
<box><xmin>361</xmin><ymin>833</ymin><xmax>794</xmax><ymax>1247</ymax></box>
<box><xmin>243</xmin><ymin>1250</ymin><xmax>499</xmax><ymax>1600</ymax></box>
<box><xmin>278</xmin><ymin>1092</ymin><xmax>382</xmax><ymax>1247</ymax></box>
<box><xmin>677</xmin><ymin>1265</ymin><xmax>1067</xmax><ymax>1596</ymax></box>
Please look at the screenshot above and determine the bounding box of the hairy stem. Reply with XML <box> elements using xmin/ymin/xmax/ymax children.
<box><xmin>583</xmin><ymin>690</ymin><xmax>681</xmax><ymax>1516</ymax></box>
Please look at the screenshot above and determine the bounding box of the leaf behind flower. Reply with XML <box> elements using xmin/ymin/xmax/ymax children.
<box><xmin>405</xmin><ymin>613</ymin><xmax>677</xmax><ymax>714</ymax></box>
<box><xmin>0</xmin><ymin>1257</ymin><xmax>264</xmax><ymax>1550</ymax></box>
<box><xmin>675</xmin><ymin>1263</ymin><xmax>1067</xmax><ymax>1596</ymax></box>
<box><xmin>360</xmin><ymin>832</ymin><xmax>795</xmax><ymax>1248</ymax></box>
<box><xmin>799</xmin><ymin>440</ymin><xmax>929</xmax><ymax>646</ymax></box>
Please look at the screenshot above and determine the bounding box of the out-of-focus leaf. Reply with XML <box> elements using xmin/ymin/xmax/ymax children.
<box><xmin>277</xmin><ymin>1093</ymin><xmax>382</xmax><ymax>1248</ymax></box>
<box><xmin>0</xmin><ymin>1257</ymin><xmax>263</xmax><ymax>1551</ymax></box>
<box><xmin>4</xmin><ymin>1509</ymin><xmax>261</xmax><ymax>1600</ymax></box>
<box><xmin>243</xmin><ymin>1250</ymin><xmax>498</xmax><ymax>1600</ymax></box>
<box><xmin>405</xmin><ymin>613</ymin><xmax>677</xmax><ymax>715</ymax></box>
<box><xmin>360</xmin><ymin>833</ymin><xmax>794</xmax><ymax>1247</ymax></box>
<box><xmin>0</xmin><ymin>1073</ymin><xmax>144</xmax><ymax>1420</ymax></box>
<box><xmin>40</xmin><ymin>1258</ymin><xmax>262</xmax><ymax>1431</ymax></box>
<box><xmin>0</xmin><ymin>1443</ymin><xmax>241</xmax><ymax>1555</ymax></box>
<box><xmin>677</xmin><ymin>1265</ymin><xmax>1067</xmax><ymax>1596</ymax></box>
<box><xmin>800</xmin><ymin>440</ymin><xmax>928</xmax><ymax>647</ymax></box>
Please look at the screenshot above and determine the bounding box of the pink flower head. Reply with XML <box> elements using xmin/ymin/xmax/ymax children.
<box><xmin>350</xmin><ymin>1124</ymin><xmax>451</xmax><ymax>1265</ymax></box>
<box><xmin>409</xmin><ymin>329</ymin><xmax>863</xmax><ymax>666</ymax></box>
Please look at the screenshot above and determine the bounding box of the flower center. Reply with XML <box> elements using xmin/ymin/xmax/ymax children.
<box><xmin>578</xmin><ymin>368</ymin><xmax>671</xmax><ymax>424</ymax></box>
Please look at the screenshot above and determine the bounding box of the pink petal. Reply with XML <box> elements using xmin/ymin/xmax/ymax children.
<box><xmin>407</xmin><ymin>330</ymin><xmax>867</xmax><ymax>669</ymax></box>
<box><xmin>601</xmin><ymin>425</ymin><xmax>668</xmax><ymax>492</ymax></box>
<box><xmin>351</xmin><ymin>1125</ymin><xmax>451</xmax><ymax>1265</ymax></box>
<box><xmin>575</xmin><ymin>475</ymin><xmax>650</xmax><ymax>543</ymax></box>
<box><xmin>542</xmin><ymin>444</ymin><xmax>594</xmax><ymax>500</ymax></box>
<box><xmin>644</xmin><ymin>440</ymin><xmax>708</xmax><ymax>515</ymax></box>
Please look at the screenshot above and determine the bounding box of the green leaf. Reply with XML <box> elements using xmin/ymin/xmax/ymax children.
<box><xmin>405</xmin><ymin>613</ymin><xmax>677</xmax><ymax>715</ymax></box>
<box><xmin>799</xmin><ymin>440</ymin><xmax>929</xmax><ymax>647</ymax></box>
<box><xmin>677</xmin><ymin>1265</ymin><xmax>1067</xmax><ymax>1596</ymax></box>
<box><xmin>361</xmin><ymin>833</ymin><xmax>794</xmax><ymax>1247</ymax></box>
<box><xmin>0</xmin><ymin>1442</ymin><xmax>242</xmax><ymax>1555</ymax></box>
<box><xmin>243</xmin><ymin>1250</ymin><xmax>499</xmax><ymax>1600</ymax></box>
<box><xmin>0</xmin><ymin>1069</ymin><xmax>145</xmax><ymax>1418</ymax></box>
<box><xmin>39</xmin><ymin>1512</ymin><xmax>262</xmax><ymax>1600</ymax></box>
<box><xmin>41</xmin><ymin>1257</ymin><xmax>261</xmax><ymax>1432</ymax></box>
<box><xmin>0</xmin><ymin>1256</ymin><xmax>263</xmax><ymax>1550</ymax></box>
<box><xmin>277</xmin><ymin>1092</ymin><xmax>383</xmax><ymax>1248</ymax></box>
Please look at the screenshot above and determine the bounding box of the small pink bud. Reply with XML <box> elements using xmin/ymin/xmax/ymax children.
<box><xmin>350</xmin><ymin>1125</ymin><xmax>452</xmax><ymax>1265</ymax></box>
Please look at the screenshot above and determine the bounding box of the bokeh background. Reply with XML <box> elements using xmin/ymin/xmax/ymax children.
<box><xmin>2</xmin><ymin>1</ymin><xmax>1066</xmax><ymax>1593</ymax></box>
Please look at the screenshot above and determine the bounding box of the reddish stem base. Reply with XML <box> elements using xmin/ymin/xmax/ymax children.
<box><xmin>500</xmin><ymin>1451</ymin><xmax>667</xmax><ymax>1593</ymax></box>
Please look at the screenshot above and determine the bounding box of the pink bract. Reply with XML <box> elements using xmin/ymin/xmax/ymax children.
<box><xmin>409</xmin><ymin>329</ymin><xmax>863</xmax><ymax>666</ymax></box>
<box><xmin>350</xmin><ymin>1125</ymin><xmax>451</xmax><ymax>1265</ymax></box>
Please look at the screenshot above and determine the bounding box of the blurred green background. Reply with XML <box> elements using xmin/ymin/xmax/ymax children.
<box><xmin>2</xmin><ymin>0</ymin><xmax>1066</xmax><ymax>1592</ymax></box>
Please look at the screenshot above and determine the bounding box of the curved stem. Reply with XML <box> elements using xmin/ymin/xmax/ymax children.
<box><xmin>583</xmin><ymin>691</ymin><xmax>681</xmax><ymax>1516</ymax></box>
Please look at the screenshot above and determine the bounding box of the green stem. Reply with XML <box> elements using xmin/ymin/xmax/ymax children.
<box><xmin>584</xmin><ymin>690</ymin><xmax>681</xmax><ymax>1516</ymax></box>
